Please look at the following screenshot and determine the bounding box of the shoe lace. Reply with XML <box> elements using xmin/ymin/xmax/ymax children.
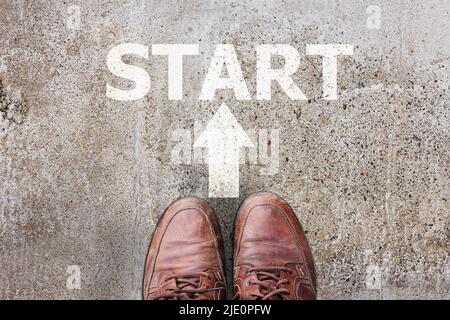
<box><xmin>153</xmin><ymin>271</ymin><xmax>224</xmax><ymax>300</ymax></box>
<box><xmin>233</xmin><ymin>266</ymin><xmax>292</xmax><ymax>300</ymax></box>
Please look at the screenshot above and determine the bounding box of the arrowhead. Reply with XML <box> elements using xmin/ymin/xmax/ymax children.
<box><xmin>194</xmin><ymin>102</ymin><xmax>254</xmax><ymax>148</ymax></box>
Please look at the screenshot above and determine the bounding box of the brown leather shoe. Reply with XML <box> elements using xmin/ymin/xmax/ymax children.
<box><xmin>233</xmin><ymin>193</ymin><xmax>317</xmax><ymax>300</ymax></box>
<box><xmin>143</xmin><ymin>197</ymin><xmax>226</xmax><ymax>300</ymax></box>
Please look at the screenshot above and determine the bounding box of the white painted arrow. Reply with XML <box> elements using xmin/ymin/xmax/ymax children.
<box><xmin>194</xmin><ymin>102</ymin><xmax>254</xmax><ymax>198</ymax></box>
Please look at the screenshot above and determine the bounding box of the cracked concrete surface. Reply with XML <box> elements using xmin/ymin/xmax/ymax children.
<box><xmin>0</xmin><ymin>0</ymin><xmax>449</xmax><ymax>299</ymax></box>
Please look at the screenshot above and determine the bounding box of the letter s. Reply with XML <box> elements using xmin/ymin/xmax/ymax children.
<box><xmin>106</xmin><ymin>43</ymin><xmax>150</xmax><ymax>101</ymax></box>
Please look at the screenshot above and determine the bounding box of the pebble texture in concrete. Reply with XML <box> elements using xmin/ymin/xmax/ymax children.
<box><xmin>0</xmin><ymin>0</ymin><xmax>449</xmax><ymax>299</ymax></box>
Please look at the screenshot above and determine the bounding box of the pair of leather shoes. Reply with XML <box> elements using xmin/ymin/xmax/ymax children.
<box><xmin>143</xmin><ymin>192</ymin><xmax>317</xmax><ymax>300</ymax></box>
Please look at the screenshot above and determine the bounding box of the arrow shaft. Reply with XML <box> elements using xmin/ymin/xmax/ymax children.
<box><xmin>208</xmin><ymin>162</ymin><xmax>240</xmax><ymax>198</ymax></box>
<box><xmin>194</xmin><ymin>103</ymin><xmax>254</xmax><ymax>198</ymax></box>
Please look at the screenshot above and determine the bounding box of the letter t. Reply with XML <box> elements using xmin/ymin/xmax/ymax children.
<box><xmin>152</xmin><ymin>44</ymin><xmax>199</xmax><ymax>100</ymax></box>
<box><xmin>306</xmin><ymin>44</ymin><xmax>353</xmax><ymax>100</ymax></box>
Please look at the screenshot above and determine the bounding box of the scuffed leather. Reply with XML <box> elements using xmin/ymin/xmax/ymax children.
<box><xmin>143</xmin><ymin>197</ymin><xmax>226</xmax><ymax>300</ymax></box>
<box><xmin>234</xmin><ymin>193</ymin><xmax>317</xmax><ymax>300</ymax></box>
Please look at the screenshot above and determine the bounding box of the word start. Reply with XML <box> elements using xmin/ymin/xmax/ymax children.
<box><xmin>106</xmin><ymin>43</ymin><xmax>353</xmax><ymax>101</ymax></box>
